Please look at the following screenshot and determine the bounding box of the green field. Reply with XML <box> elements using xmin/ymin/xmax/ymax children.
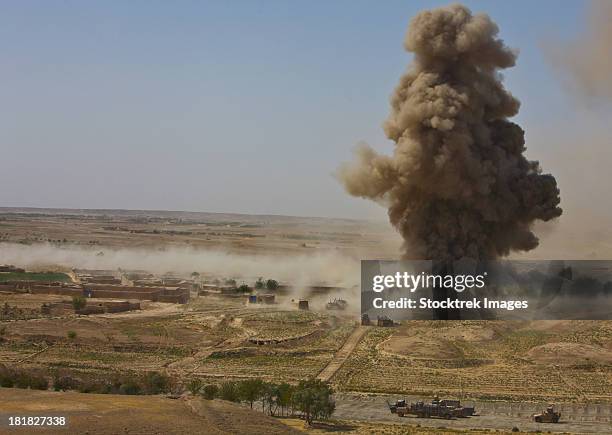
<box><xmin>0</xmin><ymin>272</ymin><xmax>71</xmax><ymax>282</ymax></box>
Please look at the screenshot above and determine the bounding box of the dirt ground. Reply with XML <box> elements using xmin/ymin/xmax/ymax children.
<box><xmin>0</xmin><ymin>208</ymin><xmax>400</xmax><ymax>258</ymax></box>
<box><xmin>0</xmin><ymin>389</ymin><xmax>300</xmax><ymax>434</ymax></box>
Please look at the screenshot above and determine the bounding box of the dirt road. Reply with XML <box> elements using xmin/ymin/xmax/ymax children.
<box><xmin>333</xmin><ymin>392</ymin><xmax>612</xmax><ymax>434</ymax></box>
<box><xmin>317</xmin><ymin>325</ymin><xmax>368</xmax><ymax>382</ymax></box>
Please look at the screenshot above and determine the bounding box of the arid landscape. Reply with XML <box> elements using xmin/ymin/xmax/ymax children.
<box><xmin>1</xmin><ymin>208</ymin><xmax>611</xmax><ymax>434</ymax></box>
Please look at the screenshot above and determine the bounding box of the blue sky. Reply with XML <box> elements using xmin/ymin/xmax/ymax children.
<box><xmin>0</xmin><ymin>1</ymin><xmax>595</xmax><ymax>219</ymax></box>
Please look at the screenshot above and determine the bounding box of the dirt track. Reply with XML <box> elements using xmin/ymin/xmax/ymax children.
<box><xmin>317</xmin><ymin>326</ymin><xmax>368</xmax><ymax>382</ymax></box>
<box><xmin>333</xmin><ymin>393</ymin><xmax>612</xmax><ymax>434</ymax></box>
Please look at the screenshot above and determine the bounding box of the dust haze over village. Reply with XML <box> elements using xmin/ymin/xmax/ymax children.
<box><xmin>1</xmin><ymin>1</ymin><xmax>612</xmax><ymax>434</ymax></box>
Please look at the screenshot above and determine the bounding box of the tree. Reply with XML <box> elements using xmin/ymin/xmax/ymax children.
<box><xmin>71</xmin><ymin>295</ymin><xmax>87</xmax><ymax>311</ymax></box>
<box><xmin>276</xmin><ymin>382</ymin><xmax>294</xmax><ymax>416</ymax></box>
<box><xmin>291</xmin><ymin>379</ymin><xmax>335</xmax><ymax>425</ymax></box>
<box><xmin>265</xmin><ymin>279</ymin><xmax>279</xmax><ymax>290</ymax></box>
<box><xmin>255</xmin><ymin>277</ymin><xmax>264</xmax><ymax>289</ymax></box>
<box><xmin>236</xmin><ymin>284</ymin><xmax>251</xmax><ymax>293</ymax></box>
<box><xmin>238</xmin><ymin>378</ymin><xmax>265</xmax><ymax>409</ymax></box>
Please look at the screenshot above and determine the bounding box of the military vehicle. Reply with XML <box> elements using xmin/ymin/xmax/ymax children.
<box><xmin>533</xmin><ymin>405</ymin><xmax>561</xmax><ymax>423</ymax></box>
<box><xmin>326</xmin><ymin>298</ymin><xmax>348</xmax><ymax>310</ymax></box>
<box><xmin>387</xmin><ymin>399</ymin><xmax>406</xmax><ymax>414</ymax></box>
<box><xmin>438</xmin><ymin>399</ymin><xmax>476</xmax><ymax>417</ymax></box>
<box><xmin>388</xmin><ymin>396</ymin><xmax>476</xmax><ymax>419</ymax></box>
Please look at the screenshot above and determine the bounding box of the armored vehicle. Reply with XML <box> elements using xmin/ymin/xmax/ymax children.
<box><xmin>533</xmin><ymin>405</ymin><xmax>561</xmax><ymax>423</ymax></box>
<box><xmin>326</xmin><ymin>298</ymin><xmax>348</xmax><ymax>310</ymax></box>
<box><xmin>387</xmin><ymin>399</ymin><xmax>406</xmax><ymax>414</ymax></box>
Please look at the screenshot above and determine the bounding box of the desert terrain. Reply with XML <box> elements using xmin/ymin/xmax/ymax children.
<box><xmin>0</xmin><ymin>207</ymin><xmax>611</xmax><ymax>434</ymax></box>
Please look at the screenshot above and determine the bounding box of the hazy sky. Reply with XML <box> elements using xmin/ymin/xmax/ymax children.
<box><xmin>1</xmin><ymin>0</ymin><xmax>608</xmax><ymax>220</ymax></box>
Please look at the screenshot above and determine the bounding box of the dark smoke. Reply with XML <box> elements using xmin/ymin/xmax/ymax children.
<box><xmin>339</xmin><ymin>4</ymin><xmax>562</xmax><ymax>260</ymax></box>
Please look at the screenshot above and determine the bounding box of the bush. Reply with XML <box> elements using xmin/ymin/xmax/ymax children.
<box><xmin>119</xmin><ymin>380</ymin><xmax>141</xmax><ymax>395</ymax></box>
<box><xmin>219</xmin><ymin>381</ymin><xmax>240</xmax><ymax>402</ymax></box>
<box><xmin>187</xmin><ymin>378</ymin><xmax>203</xmax><ymax>395</ymax></box>
<box><xmin>53</xmin><ymin>375</ymin><xmax>80</xmax><ymax>391</ymax></box>
<box><xmin>202</xmin><ymin>384</ymin><xmax>219</xmax><ymax>400</ymax></box>
<box><xmin>72</xmin><ymin>295</ymin><xmax>87</xmax><ymax>310</ymax></box>
<box><xmin>14</xmin><ymin>371</ymin><xmax>48</xmax><ymax>390</ymax></box>
<box><xmin>142</xmin><ymin>371</ymin><xmax>169</xmax><ymax>395</ymax></box>
<box><xmin>0</xmin><ymin>364</ymin><xmax>14</xmax><ymax>388</ymax></box>
<box><xmin>67</xmin><ymin>330</ymin><xmax>77</xmax><ymax>340</ymax></box>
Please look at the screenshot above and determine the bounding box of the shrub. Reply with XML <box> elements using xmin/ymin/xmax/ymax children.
<box><xmin>202</xmin><ymin>384</ymin><xmax>219</xmax><ymax>400</ymax></box>
<box><xmin>72</xmin><ymin>295</ymin><xmax>87</xmax><ymax>310</ymax></box>
<box><xmin>187</xmin><ymin>378</ymin><xmax>203</xmax><ymax>395</ymax></box>
<box><xmin>0</xmin><ymin>376</ymin><xmax>14</xmax><ymax>388</ymax></box>
<box><xmin>53</xmin><ymin>375</ymin><xmax>80</xmax><ymax>391</ymax></box>
<box><xmin>119</xmin><ymin>380</ymin><xmax>141</xmax><ymax>395</ymax></box>
<box><xmin>218</xmin><ymin>381</ymin><xmax>240</xmax><ymax>402</ymax></box>
<box><xmin>142</xmin><ymin>371</ymin><xmax>169</xmax><ymax>395</ymax></box>
<box><xmin>67</xmin><ymin>330</ymin><xmax>77</xmax><ymax>340</ymax></box>
<box><xmin>0</xmin><ymin>364</ymin><xmax>14</xmax><ymax>388</ymax></box>
<box><xmin>14</xmin><ymin>371</ymin><xmax>48</xmax><ymax>390</ymax></box>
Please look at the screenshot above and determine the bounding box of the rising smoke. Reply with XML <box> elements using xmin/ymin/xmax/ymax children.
<box><xmin>339</xmin><ymin>4</ymin><xmax>562</xmax><ymax>260</ymax></box>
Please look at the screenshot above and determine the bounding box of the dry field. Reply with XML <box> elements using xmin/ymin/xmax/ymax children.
<box><xmin>1</xmin><ymin>208</ymin><xmax>611</xmax><ymax>434</ymax></box>
<box><xmin>333</xmin><ymin>321</ymin><xmax>612</xmax><ymax>402</ymax></box>
<box><xmin>0</xmin><ymin>389</ymin><xmax>301</xmax><ymax>434</ymax></box>
<box><xmin>1</xmin><ymin>294</ymin><xmax>355</xmax><ymax>384</ymax></box>
<box><xmin>0</xmin><ymin>207</ymin><xmax>399</xmax><ymax>257</ymax></box>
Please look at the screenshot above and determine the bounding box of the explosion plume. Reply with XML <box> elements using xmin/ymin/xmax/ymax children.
<box><xmin>339</xmin><ymin>4</ymin><xmax>562</xmax><ymax>260</ymax></box>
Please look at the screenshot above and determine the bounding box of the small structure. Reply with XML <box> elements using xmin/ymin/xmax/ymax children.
<box><xmin>248</xmin><ymin>295</ymin><xmax>258</xmax><ymax>304</ymax></box>
<box><xmin>258</xmin><ymin>294</ymin><xmax>275</xmax><ymax>304</ymax></box>
<box><xmin>361</xmin><ymin>313</ymin><xmax>371</xmax><ymax>326</ymax></box>
<box><xmin>0</xmin><ymin>265</ymin><xmax>25</xmax><ymax>273</ymax></box>
<box><xmin>298</xmin><ymin>300</ymin><xmax>309</xmax><ymax>310</ymax></box>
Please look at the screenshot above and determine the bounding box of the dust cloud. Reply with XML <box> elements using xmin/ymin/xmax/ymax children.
<box><xmin>0</xmin><ymin>243</ymin><xmax>359</xmax><ymax>288</ymax></box>
<box><xmin>339</xmin><ymin>4</ymin><xmax>562</xmax><ymax>260</ymax></box>
<box><xmin>545</xmin><ymin>0</ymin><xmax>612</xmax><ymax>103</ymax></box>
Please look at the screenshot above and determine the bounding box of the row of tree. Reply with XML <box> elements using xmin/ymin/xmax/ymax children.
<box><xmin>188</xmin><ymin>378</ymin><xmax>334</xmax><ymax>424</ymax></box>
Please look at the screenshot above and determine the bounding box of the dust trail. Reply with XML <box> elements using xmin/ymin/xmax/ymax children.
<box><xmin>0</xmin><ymin>243</ymin><xmax>359</xmax><ymax>288</ymax></box>
<box><xmin>339</xmin><ymin>4</ymin><xmax>562</xmax><ymax>260</ymax></box>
